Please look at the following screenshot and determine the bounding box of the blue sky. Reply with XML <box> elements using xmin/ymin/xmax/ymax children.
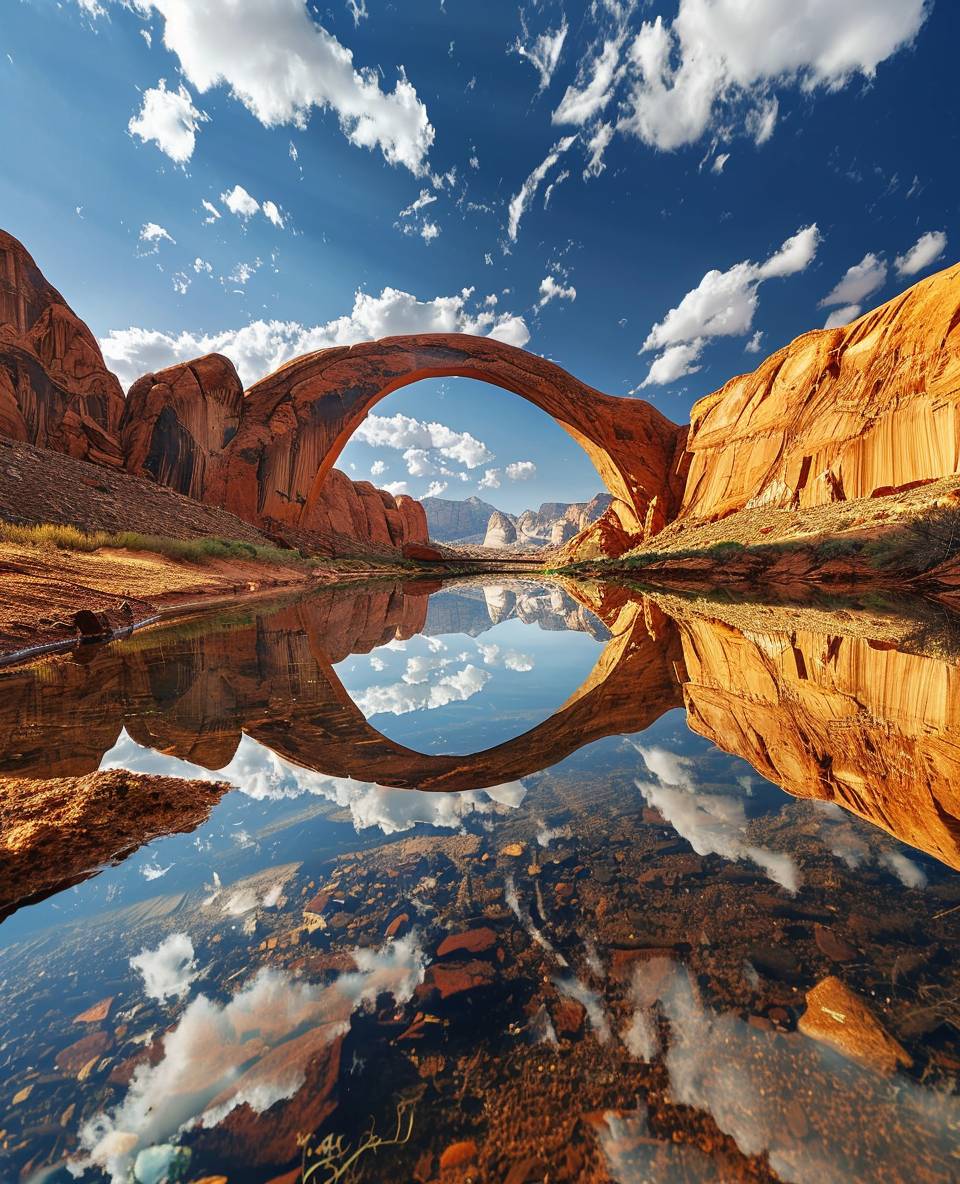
<box><xmin>1</xmin><ymin>0</ymin><xmax>956</xmax><ymax>512</ymax></box>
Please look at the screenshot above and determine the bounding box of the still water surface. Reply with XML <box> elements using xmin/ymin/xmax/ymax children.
<box><xmin>1</xmin><ymin>578</ymin><xmax>959</xmax><ymax>1182</ymax></box>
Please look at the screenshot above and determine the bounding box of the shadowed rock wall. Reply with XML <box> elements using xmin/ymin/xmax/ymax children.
<box><xmin>0</xmin><ymin>229</ymin><xmax>125</xmax><ymax>467</ymax></box>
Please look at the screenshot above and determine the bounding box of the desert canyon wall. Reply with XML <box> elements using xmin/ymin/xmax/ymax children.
<box><xmin>0</xmin><ymin>230</ymin><xmax>428</xmax><ymax>554</ymax></box>
<box><xmin>1</xmin><ymin>225</ymin><xmax>958</xmax><ymax>560</ymax></box>
<box><xmin>0</xmin><ymin>231</ymin><xmax>125</xmax><ymax>468</ymax></box>
<box><xmin>680</xmin><ymin>263</ymin><xmax>960</xmax><ymax>519</ymax></box>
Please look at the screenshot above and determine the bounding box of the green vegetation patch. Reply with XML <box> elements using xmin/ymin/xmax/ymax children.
<box><xmin>0</xmin><ymin>522</ymin><xmax>309</xmax><ymax>566</ymax></box>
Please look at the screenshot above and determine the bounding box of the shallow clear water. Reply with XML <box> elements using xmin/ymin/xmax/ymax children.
<box><xmin>1</xmin><ymin>578</ymin><xmax>959</xmax><ymax>1183</ymax></box>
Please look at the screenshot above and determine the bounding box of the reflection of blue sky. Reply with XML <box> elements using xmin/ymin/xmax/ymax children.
<box><xmin>334</xmin><ymin>612</ymin><xmax>601</xmax><ymax>750</ymax></box>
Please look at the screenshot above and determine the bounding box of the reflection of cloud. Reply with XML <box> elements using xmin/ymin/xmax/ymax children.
<box><xmin>880</xmin><ymin>850</ymin><xmax>927</xmax><ymax>889</ymax></box>
<box><xmin>597</xmin><ymin>1106</ymin><xmax>714</xmax><ymax>1183</ymax></box>
<box><xmin>78</xmin><ymin>936</ymin><xmax>426</xmax><ymax>1183</ymax></box>
<box><xmin>554</xmin><ymin>976</ymin><xmax>610</xmax><ymax>1042</ymax></box>
<box><xmin>536</xmin><ymin>821</ymin><xmax>571</xmax><ymax>847</ymax></box>
<box><xmin>475</xmin><ymin>641</ymin><xmax>533</xmax><ymax>671</ymax></box>
<box><xmin>813</xmin><ymin>803</ymin><xmax>927</xmax><ymax>888</ymax></box>
<box><xmin>505</xmin><ymin>874</ymin><xmax>567</xmax><ymax>967</ymax></box>
<box><xmin>402</xmin><ymin>654</ymin><xmax>452</xmax><ymax>683</ymax></box>
<box><xmin>141</xmin><ymin>861</ymin><xmax>172</xmax><ymax>881</ymax></box>
<box><xmin>621</xmin><ymin>957</ymin><xmax>960</xmax><ymax>1183</ymax></box>
<box><xmin>633</xmin><ymin>745</ymin><xmax>800</xmax><ymax>892</ymax></box>
<box><xmin>130</xmin><ymin>934</ymin><xmax>199</xmax><ymax>1003</ymax></box>
<box><xmin>102</xmin><ymin>732</ymin><xmax>522</xmax><ymax>836</ymax></box>
<box><xmin>354</xmin><ymin>663</ymin><xmax>489</xmax><ymax>717</ymax></box>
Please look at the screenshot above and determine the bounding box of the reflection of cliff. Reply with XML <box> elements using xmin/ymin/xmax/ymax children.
<box><xmin>3</xmin><ymin>581</ymin><xmax>960</xmax><ymax>888</ymax></box>
<box><xmin>669</xmin><ymin>608</ymin><xmax>960</xmax><ymax>870</ymax></box>
<box><xmin>0</xmin><ymin>587</ymin><xmax>678</xmax><ymax>795</ymax></box>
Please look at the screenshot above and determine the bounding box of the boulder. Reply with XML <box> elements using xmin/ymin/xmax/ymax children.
<box><xmin>798</xmin><ymin>976</ymin><xmax>912</xmax><ymax>1075</ymax></box>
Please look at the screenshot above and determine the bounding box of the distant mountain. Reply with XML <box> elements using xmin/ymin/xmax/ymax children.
<box><xmin>423</xmin><ymin>492</ymin><xmax>612</xmax><ymax>547</ymax></box>
<box><xmin>421</xmin><ymin>494</ymin><xmax>501</xmax><ymax>543</ymax></box>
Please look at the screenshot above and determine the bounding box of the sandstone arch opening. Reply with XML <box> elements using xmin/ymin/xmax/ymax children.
<box><xmin>214</xmin><ymin>334</ymin><xmax>689</xmax><ymax>554</ymax></box>
<box><xmin>336</xmin><ymin>374</ymin><xmax>613</xmax><ymax>551</ymax></box>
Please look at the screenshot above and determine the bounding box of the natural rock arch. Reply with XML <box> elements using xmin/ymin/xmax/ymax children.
<box><xmin>212</xmin><ymin>334</ymin><xmax>689</xmax><ymax>543</ymax></box>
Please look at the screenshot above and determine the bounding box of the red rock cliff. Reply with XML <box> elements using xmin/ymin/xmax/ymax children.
<box><xmin>0</xmin><ymin>229</ymin><xmax>125</xmax><ymax>467</ymax></box>
<box><xmin>680</xmin><ymin>262</ymin><xmax>960</xmax><ymax>518</ymax></box>
<box><xmin>0</xmin><ymin>230</ymin><xmax>429</xmax><ymax>553</ymax></box>
<box><xmin>121</xmin><ymin>353</ymin><xmax>244</xmax><ymax>499</ymax></box>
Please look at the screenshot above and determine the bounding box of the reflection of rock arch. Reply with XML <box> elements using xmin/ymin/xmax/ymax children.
<box><xmin>214</xmin><ymin>335</ymin><xmax>689</xmax><ymax>541</ymax></box>
<box><xmin>250</xmin><ymin>597</ymin><xmax>683</xmax><ymax>792</ymax></box>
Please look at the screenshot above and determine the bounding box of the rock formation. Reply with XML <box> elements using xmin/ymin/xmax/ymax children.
<box><xmin>0</xmin><ymin>230</ymin><xmax>430</xmax><ymax>555</ymax></box>
<box><xmin>483</xmin><ymin>509</ymin><xmax>518</xmax><ymax>548</ymax></box>
<box><xmin>4</xmin><ymin>224</ymin><xmax>959</xmax><ymax>562</ymax></box>
<box><xmin>680</xmin><ymin>262</ymin><xmax>960</xmax><ymax>519</ymax></box>
<box><xmin>121</xmin><ymin>353</ymin><xmax>244</xmax><ymax>499</ymax></box>
<box><xmin>515</xmin><ymin>493</ymin><xmax>613</xmax><ymax>547</ymax></box>
<box><xmin>422</xmin><ymin>494</ymin><xmax>500</xmax><ymax>543</ymax></box>
<box><xmin>672</xmin><ymin>609</ymin><xmax>960</xmax><ymax>870</ymax></box>
<box><xmin>431</xmin><ymin>493</ymin><xmax>613</xmax><ymax>550</ymax></box>
<box><xmin>215</xmin><ymin>335</ymin><xmax>688</xmax><ymax>546</ymax></box>
<box><xmin>0</xmin><ymin>769</ymin><xmax>228</xmax><ymax>919</ymax></box>
<box><xmin>0</xmin><ymin>229</ymin><xmax>124</xmax><ymax>467</ymax></box>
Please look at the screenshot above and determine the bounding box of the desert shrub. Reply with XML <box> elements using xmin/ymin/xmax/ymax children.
<box><xmin>705</xmin><ymin>540</ymin><xmax>746</xmax><ymax>558</ymax></box>
<box><xmin>878</xmin><ymin>504</ymin><xmax>960</xmax><ymax>572</ymax></box>
<box><xmin>813</xmin><ymin>537</ymin><xmax>863</xmax><ymax>561</ymax></box>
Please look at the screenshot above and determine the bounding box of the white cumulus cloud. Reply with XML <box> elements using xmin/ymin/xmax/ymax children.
<box><xmin>619</xmin><ymin>0</ymin><xmax>928</xmax><ymax>152</ymax></box>
<box><xmin>505</xmin><ymin>460</ymin><xmax>536</xmax><ymax>480</ymax></box>
<box><xmin>96</xmin><ymin>0</ymin><xmax>435</xmax><ymax>175</ymax></box>
<box><xmin>538</xmin><ymin>275</ymin><xmax>577</xmax><ymax>307</ymax></box>
<box><xmin>894</xmin><ymin>230</ymin><xmax>948</xmax><ymax>276</ymax></box>
<box><xmin>819</xmin><ymin>252</ymin><xmax>887</xmax><ymax>314</ymax></box>
<box><xmin>128</xmin><ymin>78</ymin><xmax>206</xmax><ymax>162</ymax></box>
<box><xmin>221</xmin><ymin>184</ymin><xmax>260</xmax><ymax>218</ymax></box>
<box><xmin>639</xmin><ymin>224</ymin><xmax>820</xmax><ymax>387</ymax></box>
<box><xmin>355</xmin><ymin>412</ymin><xmax>493</xmax><ymax>470</ymax></box>
<box><xmin>99</xmin><ymin>286</ymin><xmax>530</xmax><ymax>389</ymax></box>
<box><xmin>137</xmin><ymin>222</ymin><xmax>175</xmax><ymax>253</ymax></box>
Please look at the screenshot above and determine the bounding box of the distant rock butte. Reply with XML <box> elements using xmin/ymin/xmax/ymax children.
<box><xmin>483</xmin><ymin>509</ymin><xmax>517</xmax><ymax>548</ymax></box>
<box><xmin>3</xmin><ymin>226</ymin><xmax>959</xmax><ymax>559</ymax></box>
<box><xmin>423</xmin><ymin>494</ymin><xmax>500</xmax><ymax>543</ymax></box>
<box><xmin>430</xmin><ymin>492</ymin><xmax>613</xmax><ymax>550</ymax></box>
